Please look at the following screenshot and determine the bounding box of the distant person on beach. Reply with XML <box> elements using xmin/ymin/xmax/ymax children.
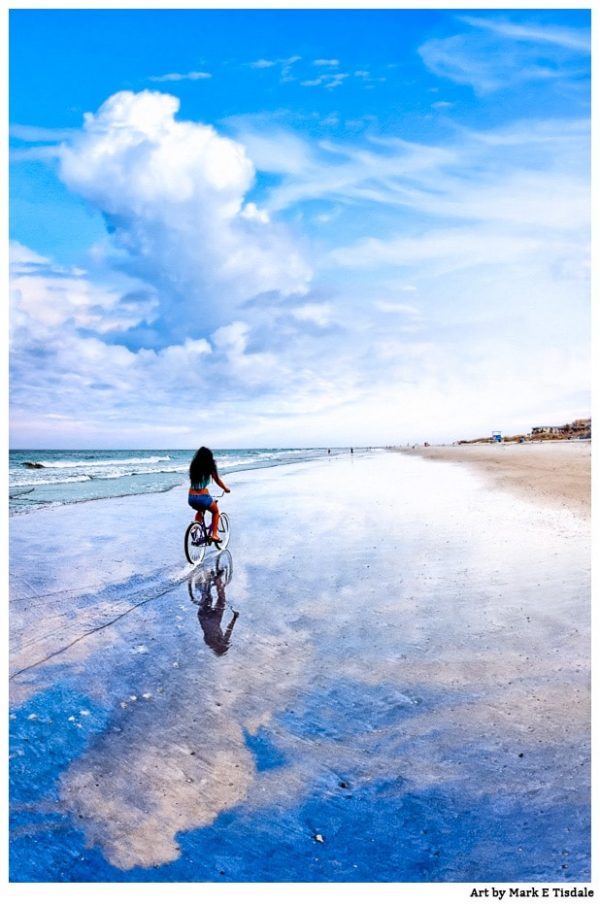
<box><xmin>188</xmin><ymin>446</ymin><xmax>230</xmax><ymax>543</ymax></box>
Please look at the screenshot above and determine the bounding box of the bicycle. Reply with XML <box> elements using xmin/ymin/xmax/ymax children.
<box><xmin>184</xmin><ymin>492</ymin><xmax>230</xmax><ymax>565</ymax></box>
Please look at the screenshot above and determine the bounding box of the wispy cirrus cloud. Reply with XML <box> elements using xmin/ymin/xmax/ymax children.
<box><xmin>230</xmin><ymin>114</ymin><xmax>589</xmax><ymax>236</ymax></box>
<box><xmin>224</xmin><ymin>109</ymin><xmax>588</xmax><ymax>431</ymax></box>
<box><xmin>419</xmin><ymin>14</ymin><xmax>590</xmax><ymax>94</ymax></box>
<box><xmin>10</xmin><ymin>145</ymin><xmax>63</xmax><ymax>162</ymax></box>
<box><xmin>249</xmin><ymin>55</ymin><xmax>301</xmax><ymax>82</ymax></box>
<box><xmin>148</xmin><ymin>70</ymin><xmax>212</xmax><ymax>83</ymax></box>
<box><xmin>301</xmin><ymin>72</ymin><xmax>349</xmax><ymax>89</ymax></box>
<box><xmin>250</xmin><ymin>59</ymin><xmax>276</xmax><ymax>69</ymax></box>
<box><xmin>10</xmin><ymin>124</ymin><xmax>75</xmax><ymax>142</ymax></box>
<box><xmin>249</xmin><ymin>55</ymin><xmax>381</xmax><ymax>91</ymax></box>
<box><xmin>10</xmin><ymin>123</ymin><xmax>75</xmax><ymax>161</ymax></box>
<box><xmin>459</xmin><ymin>15</ymin><xmax>590</xmax><ymax>52</ymax></box>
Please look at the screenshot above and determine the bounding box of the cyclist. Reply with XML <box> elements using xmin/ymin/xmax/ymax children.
<box><xmin>188</xmin><ymin>447</ymin><xmax>231</xmax><ymax>544</ymax></box>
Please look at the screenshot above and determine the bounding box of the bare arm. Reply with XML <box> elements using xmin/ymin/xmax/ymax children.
<box><xmin>212</xmin><ymin>470</ymin><xmax>231</xmax><ymax>493</ymax></box>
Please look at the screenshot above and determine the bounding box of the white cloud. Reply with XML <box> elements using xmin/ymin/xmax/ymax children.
<box><xmin>222</xmin><ymin>121</ymin><xmax>313</xmax><ymax>176</ymax></box>
<box><xmin>327</xmin><ymin>228</ymin><xmax>584</xmax><ymax>284</ymax></box>
<box><xmin>10</xmin><ymin>124</ymin><xmax>75</xmax><ymax>142</ymax></box>
<box><xmin>230</xmin><ymin>124</ymin><xmax>463</xmax><ymax>214</ymax></box>
<box><xmin>210</xmin><ymin>320</ymin><xmax>278</xmax><ymax>386</ymax></box>
<box><xmin>290</xmin><ymin>303</ymin><xmax>334</xmax><ymax>327</ymax></box>
<box><xmin>57</xmin><ymin>91</ymin><xmax>311</xmax><ymax>338</ymax></box>
<box><xmin>9</xmin><ymin>241</ymin><xmax>49</xmax><ymax>266</ymax></box>
<box><xmin>418</xmin><ymin>15</ymin><xmax>589</xmax><ymax>95</ymax></box>
<box><xmin>9</xmin><ymin>82</ymin><xmax>590</xmax><ymax>447</ymax></box>
<box><xmin>230</xmin><ymin>115</ymin><xmax>589</xmax><ymax>247</ymax></box>
<box><xmin>301</xmin><ymin>73</ymin><xmax>348</xmax><ymax>90</ymax></box>
<box><xmin>149</xmin><ymin>71</ymin><xmax>212</xmax><ymax>82</ymax></box>
<box><xmin>240</xmin><ymin>202</ymin><xmax>269</xmax><ymax>224</ymax></box>
<box><xmin>9</xmin><ymin>242</ymin><xmax>337</xmax><ymax>443</ymax></box>
<box><xmin>459</xmin><ymin>15</ymin><xmax>590</xmax><ymax>53</ymax></box>
<box><xmin>374</xmin><ymin>301</ymin><xmax>421</xmax><ymax>317</ymax></box>
<box><xmin>10</xmin><ymin>145</ymin><xmax>63</xmax><ymax>162</ymax></box>
<box><xmin>9</xmin><ymin>241</ymin><xmax>156</xmax><ymax>336</ymax></box>
<box><xmin>9</xmin><ymin>243</ymin><xmax>224</xmax><ymax>435</ymax></box>
<box><xmin>280</xmin><ymin>56</ymin><xmax>302</xmax><ymax>81</ymax></box>
<box><xmin>250</xmin><ymin>55</ymin><xmax>301</xmax><ymax>81</ymax></box>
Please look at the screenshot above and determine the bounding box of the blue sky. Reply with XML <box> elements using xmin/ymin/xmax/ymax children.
<box><xmin>8</xmin><ymin>6</ymin><xmax>591</xmax><ymax>448</ymax></box>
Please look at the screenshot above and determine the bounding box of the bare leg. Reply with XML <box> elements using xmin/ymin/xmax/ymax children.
<box><xmin>208</xmin><ymin>501</ymin><xmax>221</xmax><ymax>539</ymax></box>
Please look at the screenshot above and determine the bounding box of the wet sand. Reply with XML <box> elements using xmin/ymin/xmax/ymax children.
<box><xmin>398</xmin><ymin>441</ymin><xmax>591</xmax><ymax>518</ymax></box>
<box><xmin>9</xmin><ymin>450</ymin><xmax>591</xmax><ymax>883</ymax></box>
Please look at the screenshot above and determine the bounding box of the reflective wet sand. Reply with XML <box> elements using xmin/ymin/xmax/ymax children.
<box><xmin>9</xmin><ymin>450</ymin><xmax>590</xmax><ymax>881</ymax></box>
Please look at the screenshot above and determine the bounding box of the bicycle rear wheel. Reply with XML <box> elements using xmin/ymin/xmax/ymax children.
<box><xmin>185</xmin><ymin>521</ymin><xmax>207</xmax><ymax>565</ymax></box>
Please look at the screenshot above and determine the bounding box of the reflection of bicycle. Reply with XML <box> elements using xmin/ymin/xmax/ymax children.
<box><xmin>187</xmin><ymin>551</ymin><xmax>238</xmax><ymax>656</ymax></box>
<box><xmin>188</xmin><ymin>550</ymin><xmax>233</xmax><ymax>601</ymax></box>
<box><xmin>184</xmin><ymin>493</ymin><xmax>230</xmax><ymax>565</ymax></box>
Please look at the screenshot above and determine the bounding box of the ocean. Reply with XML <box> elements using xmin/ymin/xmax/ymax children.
<box><xmin>9</xmin><ymin>448</ymin><xmax>342</xmax><ymax>515</ymax></box>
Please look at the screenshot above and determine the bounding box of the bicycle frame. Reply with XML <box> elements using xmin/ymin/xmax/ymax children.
<box><xmin>185</xmin><ymin>492</ymin><xmax>230</xmax><ymax>565</ymax></box>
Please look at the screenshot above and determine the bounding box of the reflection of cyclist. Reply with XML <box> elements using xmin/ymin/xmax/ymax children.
<box><xmin>197</xmin><ymin>570</ymin><xmax>239</xmax><ymax>656</ymax></box>
<box><xmin>188</xmin><ymin>447</ymin><xmax>231</xmax><ymax>543</ymax></box>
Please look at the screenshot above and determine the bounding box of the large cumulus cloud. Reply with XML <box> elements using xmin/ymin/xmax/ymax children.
<box><xmin>58</xmin><ymin>91</ymin><xmax>311</xmax><ymax>341</ymax></box>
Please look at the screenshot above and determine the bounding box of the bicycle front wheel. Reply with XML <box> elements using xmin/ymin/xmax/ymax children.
<box><xmin>217</xmin><ymin>512</ymin><xmax>230</xmax><ymax>550</ymax></box>
<box><xmin>185</xmin><ymin>522</ymin><xmax>207</xmax><ymax>566</ymax></box>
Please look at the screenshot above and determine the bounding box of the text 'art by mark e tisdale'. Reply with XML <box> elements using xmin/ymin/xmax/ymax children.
<box><xmin>470</xmin><ymin>889</ymin><xmax>594</xmax><ymax>900</ymax></box>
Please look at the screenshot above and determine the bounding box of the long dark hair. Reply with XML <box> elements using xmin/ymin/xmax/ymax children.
<box><xmin>189</xmin><ymin>446</ymin><xmax>216</xmax><ymax>485</ymax></box>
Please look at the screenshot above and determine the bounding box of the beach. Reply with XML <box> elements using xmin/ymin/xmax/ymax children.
<box><xmin>398</xmin><ymin>440</ymin><xmax>591</xmax><ymax>518</ymax></box>
<box><xmin>9</xmin><ymin>447</ymin><xmax>591</xmax><ymax>882</ymax></box>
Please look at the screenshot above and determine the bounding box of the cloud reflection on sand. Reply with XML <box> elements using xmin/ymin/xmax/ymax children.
<box><xmin>59</xmin><ymin>605</ymin><xmax>312</xmax><ymax>869</ymax></box>
<box><xmin>61</xmin><ymin>716</ymin><xmax>257</xmax><ymax>869</ymax></box>
<box><xmin>11</xmin><ymin>452</ymin><xmax>590</xmax><ymax>874</ymax></box>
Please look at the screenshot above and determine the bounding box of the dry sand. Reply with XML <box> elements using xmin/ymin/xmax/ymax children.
<box><xmin>397</xmin><ymin>440</ymin><xmax>591</xmax><ymax>518</ymax></box>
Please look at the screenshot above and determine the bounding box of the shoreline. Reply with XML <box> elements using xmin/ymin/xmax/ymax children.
<box><xmin>8</xmin><ymin>447</ymin><xmax>345</xmax><ymax>517</ymax></box>
<box><xmin>395</xmin><ymin>440</ymin><xmax>591</xmax><ymax>518</ymax></box>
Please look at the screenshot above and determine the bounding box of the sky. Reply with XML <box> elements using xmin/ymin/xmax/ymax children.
<box><xmin>7</xmin><ymin>5</ymin><xmax>591</xmax><ymax>448</ymax></box>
